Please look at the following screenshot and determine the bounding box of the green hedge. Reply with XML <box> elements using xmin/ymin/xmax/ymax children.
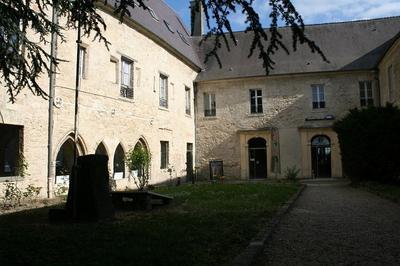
<box><xmin>333</xmin><ymin>104</ymin><xmax>400</xmax><ymax>183</ymax></box>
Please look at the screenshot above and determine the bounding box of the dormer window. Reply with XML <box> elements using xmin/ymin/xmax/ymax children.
<box><xmin>148</xmin><ymin>7</ymin><xmax>159</xmax><ymax>21</ymax></box>
<box><xmin>177</xmin><ymin>31</ymin><xmax>190</xmax><ymax>46</ymax></box>
<box><xmin>164</xmin><ymin>20</ymin><xmax>175</xmax><ymax>33</ymax></box>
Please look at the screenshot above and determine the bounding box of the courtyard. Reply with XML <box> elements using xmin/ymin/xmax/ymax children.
<box><xmin>255</xmin><ymin>179</ymin><xmax>400</xmax><ymax>265</ymax></box>
<box><xmin>0</xmin><ymin>182</ymin><xmax>298</xmax><ymax>265</ymax></box>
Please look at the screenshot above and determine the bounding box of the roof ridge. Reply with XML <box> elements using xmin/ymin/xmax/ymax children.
<box><xmin>297</xmin><ymin>15</ymin><xmax>400</xmax><ymax>28</ymax></box>
<box><xmin>215</xmin><ymin>15</ymin><xmax>400</xmax><ymax>35</ymax></box>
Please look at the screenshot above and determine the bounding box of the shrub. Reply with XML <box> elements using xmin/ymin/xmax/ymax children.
<box><xmin>126</xmin><ymin>146</ymin><xmax>151</xmax><ymax>190</ymax></box>
<box><xmin>284</xmin><ymin>166</ymin><xmax>300</xmax><ymax>181</ymax></box>
<box><xmin>54</xmin><ymin>184</ymin><xmax>69</xmax><ymax>198</ymax></box>
<box><xmin>333</xmin><ymin>104</ymin><xmax>400</xmax><ymax>184</ymax></box>
<box><xmin>2</xmin><ymin>182</ymin><xmax>22</xmax><ymax>209</ymax></box>
<box><xmin>23</xmin><ymin>185</ymin><xmax>42</xmax><ymax>200</ymax></box>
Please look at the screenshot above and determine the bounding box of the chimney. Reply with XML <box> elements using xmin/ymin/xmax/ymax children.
<box><xmin>190</xmin><ymin>0</ymin><xmax>204</xmax><ymax>36</ymax></box>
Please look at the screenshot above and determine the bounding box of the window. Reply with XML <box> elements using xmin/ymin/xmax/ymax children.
<box><xmin>388</xmin><ymin>65</ymin><xmax>395</xmax><ymax>101</ymax></box>
<box><xmin>0</xmin><ymin>18</ymin><xmax>20</xmax><ymax>56</ymax></box>
<box><xmin>78</xmin><ymin>46</ymin><xmax>87</xmax><ymax>79</ymax></box>
<box><xmin>159</xmin><ymin>74</ymin><xmax>168</xmax><ymax>108</ymax></box>
<box><xmin>250</xmin><ymin>89</ymin><xmax>263</xmax><ymax>114</ymax></box>
<box><xmin>160</xmin><ymin>141</ymin><xmax>169</xmax><ymax>169</ymax></box>
<box><xmin>121</xmin><ymin>58</ymin><xmax>133</xmax><ymax>99</ymax></box>
<box><xmin>204</xmin><ymin>93</ymin><xmax>216</xmax><ymax>117</ymax></box>
<box><xmin>312</xmin><ymin>84</ymin><xmax>325</xmax><ymax>109</ymax></box>
<box><xmin>359</xmin><ymin>81</ymin><xmax>374</xmax><ymax>107</ymax></box>
<box><xmin>0</xmin><ymin>124</ymin><xmax>23</xmax><ymax>177</ymax></box>
<box><xmin>185</xmin><ymin>87</ymin><xmax>191</xmax><ymax>115</ymax></box>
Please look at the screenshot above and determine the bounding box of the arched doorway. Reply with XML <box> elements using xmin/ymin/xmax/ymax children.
<box><xmin>311</xmin><ymin>135</ymin><xmax>332</xmax><ymax>178</ymax></box>
<box><xmin>95</xmin><ymin>142</ymin><xmax>108</xmax><ymax>157</ymax></box>
<box><xmin>132</xmin><ymin>139</ymin><xmax>149</xmax><ymax>178</ymax></box>
<box><xmin>113</xmin><ymin>143</ymin><xmax>125</xmax><ymax>180</ymax></box>
<box><xmin>248</xmin><ymin>137</ymin><xmax>267</xmax><ymax>179</ymax></box>
<box><xmin>55</xmin><ymin>135</ymin><xmax>85</xmax><ymax>184</ymax></box>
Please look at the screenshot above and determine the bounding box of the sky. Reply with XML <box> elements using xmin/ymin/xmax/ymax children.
<box><xmin>164</xmin><ymin>0</ymin><xmax>400</xmax><ymax>31</ymax></box>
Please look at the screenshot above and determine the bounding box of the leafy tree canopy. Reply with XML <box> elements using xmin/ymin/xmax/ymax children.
<box><xmin>0</xmin><ymin>0</ymin><xmax>326</xmax><ymax>102</ymax></box>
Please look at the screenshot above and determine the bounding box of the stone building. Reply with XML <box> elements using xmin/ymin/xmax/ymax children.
<box><xmin>0</xmin><ymin>0</ymin><xmax>201</xmax><ymax>197</ymax></box>
<box><xmin>1</xmin><ymin>1</ymin><xmax>400</xmax><ymax>197</ymax></box>
<box><xmin>194</xmin><ymin>16</ymin><xmax>400</xmax><ymax>180</ymax></box>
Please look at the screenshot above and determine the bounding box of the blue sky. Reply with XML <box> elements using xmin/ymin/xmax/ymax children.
<box><xmin>165</xmin><ymin>0</ymin><xmax>400</xmax><ymax>31</ymax></box>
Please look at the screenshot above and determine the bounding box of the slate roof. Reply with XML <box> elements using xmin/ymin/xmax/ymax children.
<box><xmin>195</xmin><ymin>16</ymin><xmax>400</xmax><ymax>81</ymax></box>
<box><xmin>104</xmin><ymin>2</ymin><xmax>400</xmax><ymax>81</ymax></box>
<box><xmin>106</xmin><ymin>0</ymin><xmax>202</xmax><ymax>69</ymax></box>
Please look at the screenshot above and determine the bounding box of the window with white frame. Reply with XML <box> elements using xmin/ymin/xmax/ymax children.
<box><xmin>160</xmin><ymin>141</ymin><xmax>169</xmax><ymax>169</ymax></box>
<box><xmin>250</xmin><ymin>89</ymin><xmax>263</xmax><ymax>114</ymax></box>
<box><xmin>204</xmin><ymin>92</ymin><xmax>216</xmax><ymax>117</ymax></box>
<box><xmin>78</xmin><ymin>46</ymin><xmax>87</xmax><ymax>79</ymax></box>
<box><xmin>0</xmin><ymin>124</ymin><xmax>23</xmax><ymax>177</ymax></box>
<box><xmin>185</xmin><ymin>87</ymin><xmax>191</xmax><ymax>115</ymax></box>
<box><xmin>388</xmin><ymin>65</ymin><xmax>395</xmax><ymax>101</ymax></box>
<box><xmin>359</xmin><ymin>81</ymin><xmax>374</xmax><ymax>107</ymax></box>
<box><xmin>312</xmin><ymin>84</ymin><xmax>325</xmax><ymax>109</ymax></box>
<box><xmin>120</xmin><ymin>58</ymin><xmax>133</xmax><ymax>99</ymax></box>
<box><xmin>159</xmin><ymin>74</ymin><xmax>168</xmax><ymax>108</ymax></box>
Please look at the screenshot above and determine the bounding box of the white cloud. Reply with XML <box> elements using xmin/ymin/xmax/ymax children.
<box><xmin>292</xmin><ymin>0</ymin><xmax>400</xmax><ymax>23</ymax></box>
<box><xmin>228</xmin><ymin>0</ymin><xmax>400</xmax><ymax>30</ymax></box>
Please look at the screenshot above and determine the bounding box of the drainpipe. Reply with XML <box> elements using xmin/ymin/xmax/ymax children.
<box><xmin>193</xmin><ymin>82</ymin><xmax>198</xmax><ymax>183</ymax></box>
<box><xmin>71</xmin><ymin>8</ymin><xmax>83</xmax><ymax>221</ymax></box>
<box><xmin>47</xmin><ymin>2</ymin><xmax>59</xmax><ymax>198</ymax></box>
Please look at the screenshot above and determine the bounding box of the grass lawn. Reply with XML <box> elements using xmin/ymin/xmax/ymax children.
<box><xmin>359</xmin><ymin>182</ymin><xmax>400</xmax><ymax>203</ymax></box>
<box><xmin>0</xmin><ymin>182</ymin><xmax>299</xmax><ymax>266</ymax></box>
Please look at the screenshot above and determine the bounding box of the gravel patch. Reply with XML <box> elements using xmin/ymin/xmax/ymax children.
<box><xmin>255</xmin><ymin>179</ymin><xmax>400</xmax><ymax>265</ymax></box>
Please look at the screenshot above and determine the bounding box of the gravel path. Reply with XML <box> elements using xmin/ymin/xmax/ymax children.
<box><xmin>255</xmin><ymin>179</ymin><xmax>400</xmax><ymax>265</ymax></box>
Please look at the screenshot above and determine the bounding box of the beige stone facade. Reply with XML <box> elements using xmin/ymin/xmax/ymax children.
<box><xmin>195</xmin><ymin>71</ymin><xmax>377</xmax><ymax>179</ymax></box>
<box><xmin>0</xmin><ymin>7</ymin><xmax>197</xmax><ymax>196</ymax></box>
<box><xmin>379</xmin><ymin>36</ymin><xmax>400</xmax><ymax>105</ymax></box>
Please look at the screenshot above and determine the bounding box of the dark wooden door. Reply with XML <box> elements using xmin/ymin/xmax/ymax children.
<box><xmin>249</xmin><ymin>147</ymin><xmax>267</xmax><ymax>179</ymax></box>
<box><xmin>311</xmin><ymin>145</ymin><xmax>332</xmax><ymax>178</ymax></box>
<box><xmin>186</xmin><ymin>143</ymin><xmax>194</xmax><ymax>183</ymax></box>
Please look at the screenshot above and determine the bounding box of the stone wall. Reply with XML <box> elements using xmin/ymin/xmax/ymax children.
<box><xmin>379</xmin><ymin>37</ymin><xmax>400</xmax><ymax>106</ymax></box>
<box><xmin>195</xmin><ymin>71</ymin><xmax>377</xmax><ymax>179</ymax></box>
<box><xmin>0</xmin><ymin>9</ymin><xmax>197</xmax><ymax>197</ymax></box>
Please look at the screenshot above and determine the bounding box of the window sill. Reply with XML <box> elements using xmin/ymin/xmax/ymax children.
<box><xmin>185</xmin><ymin>114</ymin><xmax>192</xmax><ymax>118</ymax></box>
<box><xmin>203</xmin><ymin>116</ymin><xmax>218</xmax><ymax>120</ymax></box>
<box><xmin>0</xmin><ymin>176</ymin><xmax>24</xmax><ymax>183</ymax></box>
<box><xmin>311</xmin><ymin>109</ymin><xmax>327</xmax><ymax>113</ymax></box>
<box><xmin>159</xmin><ymin>107</ymin><xmax>169</xmax><ymax>112</ymax></box>
<box><xmin>118</xmin><ymin>97</ymin><xmax>135</xmax><ymax>103</ymax></box>
<box><xmin>247</xmin><ymin>113</ymin><xmax>264</xmax><ymax>117</ymax></box>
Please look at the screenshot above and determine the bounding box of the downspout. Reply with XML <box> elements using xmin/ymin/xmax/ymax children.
<box><xmin>193</xmin><ymin>82</ymin><xmax>198</xmax><ymax>183</ymax></box>
<box><xmin>47</xmin><ymin>2</ymin><xmax>59</xmax><ymax>198</ymax></box>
